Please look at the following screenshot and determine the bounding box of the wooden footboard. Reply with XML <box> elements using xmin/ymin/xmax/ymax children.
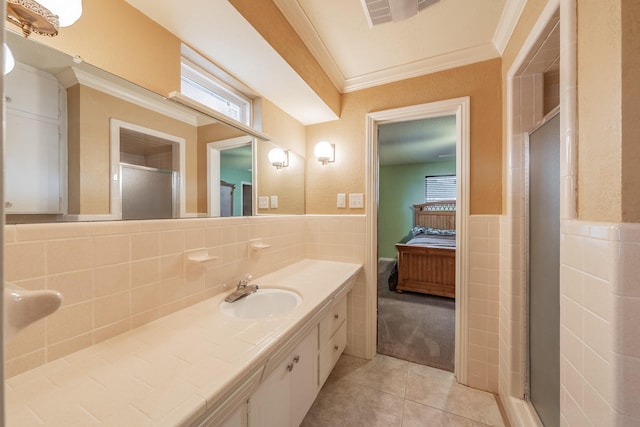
<box><xmin>395</xmin><ymin>243</ymin><xmax>456</xmax><ymax>298</ymax></box>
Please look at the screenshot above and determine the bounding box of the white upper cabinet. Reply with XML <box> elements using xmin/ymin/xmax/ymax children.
<box><xmin>4</xmin><ymin>63</ymin><xmax>65</xmax><ymax>214</ymax></box>
<box><xmin>5</xmin><ymin>63</ymin><xmax>60</xmax><ymax>119</ymax></box>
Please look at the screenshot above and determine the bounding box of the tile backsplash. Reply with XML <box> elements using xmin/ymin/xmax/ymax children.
<box><xmin>4</xmin><ymin>215</ymin><xmax>370</xmax><ymax>378</ymax></box>
<box><xmin>4</xmin><ymin>216</ymin><xmax>308</xmax><ymax>377</ymax></box>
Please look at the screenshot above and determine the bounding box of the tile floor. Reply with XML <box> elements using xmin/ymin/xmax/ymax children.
<box><xmin>302</xmin><ymin>354</ymin><xmax>506</xmax><ymax>427</ymax></box>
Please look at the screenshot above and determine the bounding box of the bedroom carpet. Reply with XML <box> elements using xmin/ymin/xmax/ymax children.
<box><xmin>377</xmin><ymin>260</ymin><xmax>455</xmax><ymax>372</ymax></box>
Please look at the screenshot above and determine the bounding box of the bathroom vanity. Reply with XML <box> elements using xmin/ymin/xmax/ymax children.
<box><xmin>5</xmin><ymin>260</ymin><xmax>361</xmax><ymax>426</ymax></box>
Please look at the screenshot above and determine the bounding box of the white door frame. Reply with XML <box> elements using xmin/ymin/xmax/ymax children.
<box><xmin>207</xmin><ymin>135</ymin><xmax>254</xmax><ymax>217</ymax></box>
<box><xmin>365</xmin><ymin>96</ymin><xmax>471</xmax><ymax>384</ymax></box>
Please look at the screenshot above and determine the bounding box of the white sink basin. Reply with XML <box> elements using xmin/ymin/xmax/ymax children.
<box><xmin>220</xmin><ymin>288</ymin><xmax>301</xmax><ymax>319</ymax></box>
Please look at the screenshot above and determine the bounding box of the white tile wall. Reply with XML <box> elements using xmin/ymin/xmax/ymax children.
<box><xmin>560</xmin><ymin>220</ymin><xmax>640</xmax><ymax>427</ymax></box>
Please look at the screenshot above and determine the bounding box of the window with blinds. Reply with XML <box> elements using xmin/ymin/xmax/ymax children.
<box><xmin>424</xmin><ymin>175</ymin><xmax>456</xmax><ymax>201</ymax></box>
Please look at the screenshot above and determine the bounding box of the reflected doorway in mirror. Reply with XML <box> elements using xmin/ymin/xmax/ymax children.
<box><xmin>207</xmin><ymin>135</ymin><xmax>254</xmax><ymax>217</ymax></box>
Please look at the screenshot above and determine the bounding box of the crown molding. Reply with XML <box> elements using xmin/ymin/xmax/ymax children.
<box><xmin>493</xmin><ymin>0</ymin><xmax>528</xmax><ymax>55</ymax></box>
<box><xmin>272</xmin><ymin>0</ymin><xmax>346</xmax><ymax>92</ymax></box>
<box><xmin>56</xmin><ymin>67</ymin><xmax>201</xmax><ymax>126</ymax></box>
<box><xmin>275</xmin><ymin>0</ymin><xmax>512</xmax><ymax>94</ymax></box>
<box><xmin>342</xmin><ymin>43</ymin><xmax>500</xmax><ymax>93</ymax></box>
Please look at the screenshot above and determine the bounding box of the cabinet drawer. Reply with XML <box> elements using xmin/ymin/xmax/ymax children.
<box><xmin>319</xmin><ymin>296</ymin><xmax>346</xmax><ymax>348</ymax></box>
<box><xmin>318</xmin><ymin>321</ymin><xmax>347</xmax><ymax>386</ymax></box>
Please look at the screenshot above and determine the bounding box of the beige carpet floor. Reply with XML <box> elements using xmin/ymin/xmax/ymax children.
<box><xmin>376</xmin><ymin>260</ymin><xmax>455</xmax><ymax>372</ymax></box>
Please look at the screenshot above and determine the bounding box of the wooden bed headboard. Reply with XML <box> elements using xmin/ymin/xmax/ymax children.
<box><xmin>413</xmin><ymin>200</ymin><xmax>456</xmax><ymax>230</ymax></box>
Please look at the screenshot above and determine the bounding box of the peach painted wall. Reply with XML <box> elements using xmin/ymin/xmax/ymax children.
<box><xmin>621</xmin><ymin>0</ymin><xmax>640</xmax><ymax>222</ymax></box>
<box><xmin>578</xmin><ymin>0</ymin><xmax>640</xmax><ymax>222</ymax></box>
<box><xmin>262</xmin><ymin>99</ymin><xmax>306</xmax><ymax>156</ymax></box>
<box><xmin>228</xmin><ymin>0</ymin><xmax>341</xmax><ymax>117</ymax></box>
<box><xmin>305</xmin><ymin>59</ymin><xmax>503</xmax><ymax>215</ymax></box>
<box><xmin>577</xmin><ymin>0</ymin><xmax>623</xmax><ymax>222</ymax></box>
<box><xmin>30</xmin><ymin>0</ymin><xmax>181</xmax><ymax>97</ymax></box>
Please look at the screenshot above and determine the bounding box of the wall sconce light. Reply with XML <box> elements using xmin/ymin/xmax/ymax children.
<box><xmin>268</xmin><ymin>148</ymin><xmax>289</xmax><ymax>169</ymax></box>
<box><xmin>6</xmin><ymin>0</ymin><xmax>83</xmax><ymax>38</ymax></box>
<box><xmin>314</xmin><ymin>141</ymin><xmax>335</xmax><ymax>165</ymax></box>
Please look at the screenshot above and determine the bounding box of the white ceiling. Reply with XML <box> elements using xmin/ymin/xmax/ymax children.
<box><xmin>124</xmin><ymin>0</ymin><xmax>526</xmax><ymax>125</ymax></box>
<box><xmin>274</xmin><ymin>0</ymin><xmax>526</xmax><ymax>92</ymax></box>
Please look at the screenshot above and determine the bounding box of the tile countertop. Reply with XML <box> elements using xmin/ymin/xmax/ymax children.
<box><xmin>5</xmin><ymin>259</ymin><xmax>362</xmax><ymax>427</ymax></box>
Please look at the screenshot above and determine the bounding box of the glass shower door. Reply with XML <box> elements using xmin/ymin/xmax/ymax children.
<box><xmin>527</xmin><ymin>112</ymin><xmax>560</xmax><ymax>427</ymax></box>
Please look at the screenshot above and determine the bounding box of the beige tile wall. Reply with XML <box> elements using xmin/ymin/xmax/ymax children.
<box><xmin>5</xmin><ymin>212</ymin><xmax>503</xmax><ymax>396</ymax></box>
<box><xmin>4</xmin><ymin>216</ymin><xmax>308</xmax><ymax>377</ymax></box>
<box><xmin>304</xmin><ymin>215</ymin><xmax>368</xmax><ymax>358</ymax></box>
<box><xmin>467</xmin><ymin>215</ymin><xmax>501</xmax><ymax>393</ymax></box>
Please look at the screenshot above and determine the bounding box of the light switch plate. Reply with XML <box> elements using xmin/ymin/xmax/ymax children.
<box><xmin>337</xmin><ymin>193</ymin><xmax>346</xmax><ymax>208</ymax></box>
<box><xmin>270</xmin><ymin>195</ymin><xmax>278</xmax><ymax>209</ymax></box>
<box><xmin>349</xmin><ymin>193</ymin><xmax>364</xmax><ymax>208</ymax></box>
<box><xmin>258</xmin><ymin>196</ymin><xmax>269</xmax><ymax>209</ymax></box>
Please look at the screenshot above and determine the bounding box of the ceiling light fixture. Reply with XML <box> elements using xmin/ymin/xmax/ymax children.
<box><xmin>6</xmin><ymin>0</ymin><xmax>82</xmax><ymax>38</ymax></box>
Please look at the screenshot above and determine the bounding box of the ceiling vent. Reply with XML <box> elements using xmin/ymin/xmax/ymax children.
<box><xmin>360</xmin><ymin>0</ymin><xmax>440</xmax><ymax>27</ymax></box>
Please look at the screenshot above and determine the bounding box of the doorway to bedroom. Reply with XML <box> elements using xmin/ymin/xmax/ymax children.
<box><xmin>377</xmin><ymin>115</ymin><xmax>457</xmax><ymax>372</ymax></box>
<box><xmin>365</xmin><ymin>97</ymin><xmax>470</xmax><ymax>384</ymax></box>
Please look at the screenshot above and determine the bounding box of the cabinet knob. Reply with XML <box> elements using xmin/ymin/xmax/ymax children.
<box><xmin>293</xmin><ymin>355</ymin><xmax>300</xmax><ymax>364</ymax></box>
<box><xmin>334</xmin><ymin>313</ymin><xmax>339</xmax><ymax>319</ymax></box>
<box><xmin>334</xmin><ymin>345</ymin><xmax>339</xmax><ymax>351</ymax></box>
<box><xmin>287</xmin><ymin>363</ymin><xmax>294</xmax><ymax>372</ymax></box>
<box><xmin>5</xmin><ymin>201</ymin><xmax>12</xmax><ymax>208</ymax></box>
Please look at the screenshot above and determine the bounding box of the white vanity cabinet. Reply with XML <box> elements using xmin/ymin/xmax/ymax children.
<box><xmin>4</xmin><ymin>62</ymin><xmax>65</xmax><ymax>214</ymax></box>
<box><xmin>193</xmin><ymin>368</ymin><xmax>263</xmax><ymax>427</ymax></box>
<box><xmin>249</xmin><ymin>327</ymin><xmax>318</xmax><ymax>427</ymax></box>
<box><xmin>318</xmin><ymin>295</ymin><xmax>347</xmax><ymax>386</ymax></box>
<box><xmin>217</xmin><ymin>403</ymin><xmax>247</xmax><ymax>427</ymax></box>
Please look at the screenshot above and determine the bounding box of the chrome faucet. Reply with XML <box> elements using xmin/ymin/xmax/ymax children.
<box><xmin>237</xmin><ymin>274</ymin><xmax>252</xmax><ymax>290</ymax></box>
<box><xmin>225</xmin><ymin>274</ymin><xmax>259</xmax><ymax>303</ymax></box>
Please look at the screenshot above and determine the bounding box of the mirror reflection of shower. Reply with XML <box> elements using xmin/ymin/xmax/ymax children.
<box><xmin>111</xmin><ymin>120</ymin><xmax>186</xmax><ymax>220</ymax></box>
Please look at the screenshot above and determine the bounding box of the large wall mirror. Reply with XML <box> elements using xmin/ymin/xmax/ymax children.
<box><xmin>4</xmin><ymin>29</ymin><xmax>305</xmax><ymax>223</ymax></box>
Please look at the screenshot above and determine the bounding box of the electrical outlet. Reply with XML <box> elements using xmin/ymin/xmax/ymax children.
<box><xmin>258</xmin><ymin>196</ymin><xmax>269</xmax><ymax>209</ymax></box>
<box><xmin>270</xmin><ymin>195</ymin><xmax>278</xmax><ymax>208</ymax></box>
<box><xmin>349</xmin><ymin>193</ymin><xmax>364</xmax><ymax>208</ymax></box>
<box><xmin>337</xmin><ymin>193</ymin><xmax>346</xmax><ymax>208</ymax></box>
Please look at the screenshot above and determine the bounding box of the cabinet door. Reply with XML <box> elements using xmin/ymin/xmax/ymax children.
<box><xmin>216</xmin><ymin>402</ymin><xmax>246</xmax><ymax>427</ymax></box>
<box><xmin>5</xmin><ymin>63</ymin><xmax>60</xmax><ymax>120</ymax></box>
<box><xmin>291</xmin><ymin>330</ymin><xmax>318</xmax><ymax>426</ymax></box>
<box><xmin>249</xmin><ymin>356</ymin><xmax>292</xmax><ymax>427</ymax></box>
<box><xmin>5</xmin><ymin>110</ymin><xmax>61</xmax><ymax>213</ymax></box>
<box><xmin>249</xmin><ymin>327</ymin><xmax>318</xmax><ymax>427</ymax></box>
